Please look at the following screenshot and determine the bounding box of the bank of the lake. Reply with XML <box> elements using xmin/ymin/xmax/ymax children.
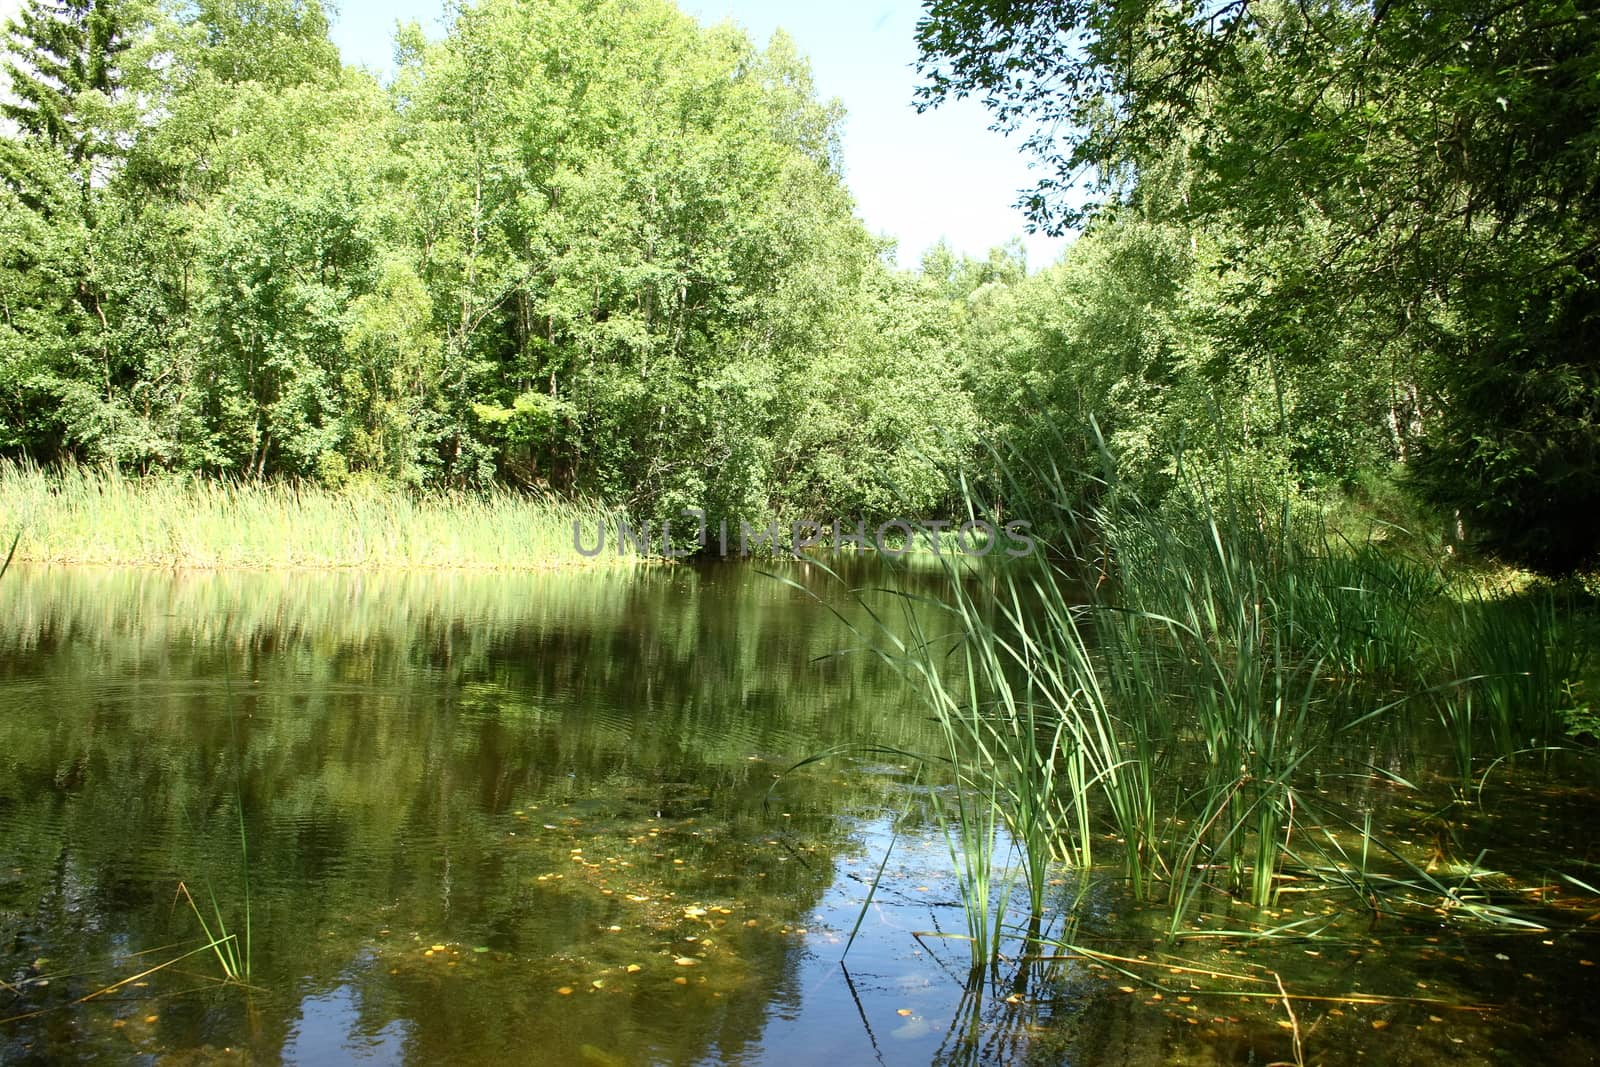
<box><xmin>0</xmin><ymin>463</ymin><xmax>618</xmax><ymax>571</ymax></box>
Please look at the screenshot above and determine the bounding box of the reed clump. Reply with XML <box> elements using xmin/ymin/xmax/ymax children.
<box><xmin>0</xmin><ymin>460</ymin><xmax>618</xmax><ymax>570</ymax></box>
<box><xmin>848</xmin><ymin>458</ymin><xmax>1593</xmax><ymax>971</ymax></box>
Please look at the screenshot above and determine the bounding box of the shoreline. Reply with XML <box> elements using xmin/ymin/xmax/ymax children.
<box><xmin>0</xmin><ymin>554</ymin><xmax>639</xmax><ymax>573</ymax></box>
<box><xmin>0</xmin><ymin>463</ymin><xmax>626</xmax><ymax>575</ymax></box>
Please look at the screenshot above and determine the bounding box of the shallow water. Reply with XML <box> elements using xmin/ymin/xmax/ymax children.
<box><xmin>2</xmin><ymin>561</ymin><xmax>1599</xmax><ymax>1065</ymax></box>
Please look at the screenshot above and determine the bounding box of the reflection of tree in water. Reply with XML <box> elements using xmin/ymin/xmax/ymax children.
<box><xmin>0</xmin><ymin>564</ymin><xmax>944</xmax><ymax>1063</ymax></box>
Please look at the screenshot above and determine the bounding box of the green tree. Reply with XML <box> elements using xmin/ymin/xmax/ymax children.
<box><xmin>395</xmin><ymin>0</ymin><xmax>892</xmax><ymax>516</ymax></box>
<box><xmin>916</xmin><ymin>0</ymin><xmax>1600</xmax><ymax>571</ymax></box>
<box><xmin>2</xmin><ymin>0</ymin><xmax>137</xmax><ymax>161</ymax></box>
<box><xmin>774</xmin><ymin>261</ymin><xmax>979</xmax><ymax>521</ymax></box>
<box><xmin>0</xmin><ymin>0</ymin><xmax>150</xmax><ymax>464</ymax></box>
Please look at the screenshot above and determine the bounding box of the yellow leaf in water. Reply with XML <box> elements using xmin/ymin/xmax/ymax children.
<box><xmin>675</xmin><ymin>957</ymin><xmax>699</xmax><ymax>967</ymax></box>
<box><xmin>897</xmin><ymin>1009</ymin><xmax>912</xmax><ymax>1017</ymax></box>
<box><xmin>557</xmin><ymin>987</ymin><xmax>574</xmax><ymax>996</ymax></box>
<box><xmin>626</xmin><ymin>964</ymin><xmax>642</xmax><ymax>974</ymax></box>
<box><xmin>1371</xmin><ymin>1019</ymin><xmax>1389</xmax><ymax>1030</ymax></box>
<box><xmin>431</xmin><ymin>945</ymin><xmax>447</xmax><ymax>952</ymax></box>
<box><xmin>673</xmin><ymin>976</ymin><xmax>688</xmax><ymax>985</ymax></box>
<box><xmin>684</xmin><ymin>907</ymin><xmax>707</xmax><ymax>918</ymax></box>
<box><xmin>1118</xmin><ymin>986</ymin><xmax>1135</xmax><ymax>994</ymax></box>
<box><xmin>592</xmin><ymin>980</ymin><xmax>605</xmax><ymax>989</ymax></box>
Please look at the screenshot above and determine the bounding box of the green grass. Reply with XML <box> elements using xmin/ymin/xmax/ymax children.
<box><xmin>1448</xmin><ymin>583</ymin><xmax>1591</xmax><ymax>757</ymax></box>
<box><xmin>0</xmin><ymin>461</ymin><xmax>624</xmax><ymax>570</ymax></box>
<box><xmin>821</xmin><ymin>449</ymin><xmax>1597</xmax><ymax>967</ymax></box>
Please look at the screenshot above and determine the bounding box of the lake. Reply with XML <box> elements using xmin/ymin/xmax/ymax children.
<box><xmin>2</xmin><ymin>561</ymin><xmax>1599</xmax><ymax>1065</ymax></box>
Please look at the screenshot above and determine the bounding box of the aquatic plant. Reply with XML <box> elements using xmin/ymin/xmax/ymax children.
<box><xmin>175</xmin><ymin>881</ymin><xmax>250</xmax><ymax>984</ymax></box>
<box><xmin>1452</xmin><ymin>583</ymin><xmax>1590</xmax><ymax>756</ymax></box>
<box><xmin>823</xmin><ymin>441</ymin><xmax>1591</xmax><ymax>969</ymax></box>
<box><xmin>0</xmin><ymin>460</ymin><xmax>616</xmax><ymax>570</ymax></box>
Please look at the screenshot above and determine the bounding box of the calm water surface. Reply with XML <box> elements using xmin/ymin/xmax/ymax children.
<box><xmin>3</xmin><ymin>561</ymin><xmax>1600</xmax><ymax>1065</ymax></box>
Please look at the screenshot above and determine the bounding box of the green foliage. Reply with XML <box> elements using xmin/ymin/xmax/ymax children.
<box><xmin>1442</xmin><ymin>583</ymin><xmax>1593</xmax><ymax>757</ymax></box>
<box><xmin>916</xmin><ymin>0</ymin><xmax>1600</xmax><ymax>574</ymax></box>
<box><xmin>773</xmin><ymin>268</ymin><xmax>979</xmax><ymax>520</ymax></box>
<box><xmin>0</xmin><ymin>0</ymin><xmax>981</xmax><ymax>524</ymax></box>
<box><xmin>959</xmin><ymin>216</ymin><xmax>1199</xmax><ymax>505</ymax></box>
<box><xmin>1411</xmin><ymin>268</ymin><xmax>1600</xmax><ymax>571</ymax></box>
<box><xmin>2</xmin><ymin>0</ymin><xmax>139</xmax><ymax>158</ymax></box>
<box><xmin>4</xmin><ymin>0</ymin><xmax>1594</xmax><ymax>564</ymax></box>
<box><xmin>849</xmin><ymin>450</ymin><xmax>1589</xmax><ymax>964</ymax></box>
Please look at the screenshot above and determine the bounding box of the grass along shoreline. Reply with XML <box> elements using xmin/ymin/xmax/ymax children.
<box><xmin>806</xmin><ymin>468</ymin><xmax>1600</xmax><ymax>975</ymax></box>
<box><xmin>0</xmin><ymin>463</ymin><xmax>624</xmax><ymax>571</ymax></box>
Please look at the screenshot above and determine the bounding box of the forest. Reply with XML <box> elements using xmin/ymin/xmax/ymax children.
<box><xmin>5</xmin><ymin>1</ymin><xmax>1600</xmax><ymax>1062</ymax></box>
<box><xmin>3</xmin><ymin>0</ymin><xmax>1594</xmax><ymax>573</ymax></box>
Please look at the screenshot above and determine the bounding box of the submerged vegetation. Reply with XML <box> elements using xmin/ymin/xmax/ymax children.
<box><xmin>0</xmin><ymin>565</ymin><xmax>949</xmax><ymax>1059</ymax></box>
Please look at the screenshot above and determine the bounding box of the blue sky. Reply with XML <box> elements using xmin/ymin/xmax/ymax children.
<box><xmin>325</xmin><ymin>0</ymin><xmax>1071</xmax><ymax>272</ymax></box>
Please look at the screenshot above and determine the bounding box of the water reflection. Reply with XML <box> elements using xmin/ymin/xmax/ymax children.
<box><xmin>5</xmin><ymin>562</ymin><xmax>1600</xmax><ymax>1065</ymax></box>
<box><xmin>284</xmin><ymin>976</ymin><xmax>410</xmax><ymax>1065</ymax></box>
<box><xmin>0</xmin><ymin>561</ymin><xmax>944</xmax><ymax>1063</ymax></box>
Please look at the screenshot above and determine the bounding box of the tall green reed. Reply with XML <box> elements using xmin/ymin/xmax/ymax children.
<box><xmin>1087</xmin><ymin>480</ymin><xmax>1339</xmax><ymax>915</ymax></box>
<box><xmin>810</xmin><ymin>427</ymin><xmax>1584</xmax><ymax>967</ymax></box>
<box><xmin>0</xmin><ymin>459</ymin><xmax>616</xmax><ymax>570</ymax></box>
<box><xmin>1454</xmin><ymin>585</ymin><xmax>1589</xmax><ymax>756</ymax></box>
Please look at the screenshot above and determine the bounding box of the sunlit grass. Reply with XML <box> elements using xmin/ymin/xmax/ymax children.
<box><xmin>0</xmin><ymin>460</ymin><xmax>624</xmax><ymax>570</ymax></box>
<box><xmin>816</xmin><ymin>443</ymin><xmax>1598</xmax><ymax>969</ymax></box>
